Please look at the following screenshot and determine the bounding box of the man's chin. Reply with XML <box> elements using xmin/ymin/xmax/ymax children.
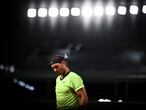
<box><xmin>56</xmin><ymin>72</ymin><xmax>60</xmax><ymax>75</ymax></box>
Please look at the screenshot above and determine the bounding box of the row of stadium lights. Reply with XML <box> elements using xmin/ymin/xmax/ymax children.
<box><xmin>0</xmin><ymin>64</ymin><xmax>34</xmax><ymax>91</ymax></box>
<box><xmin>0</xmin><ymin>64</ymin><xmax>15</xmax><ymax>73</ymax></box>
<box><xmin>13</xmin><ymin>78</ymin><xmax>35</xmax><ymax>91</ymax></box>
<box><xmin>27</xmin><ymin>5</ymin><xmax>146</xmax><ymax>18</ymax></box>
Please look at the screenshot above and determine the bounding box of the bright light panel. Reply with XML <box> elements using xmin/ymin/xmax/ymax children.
<box><xmin>81</xmin><ymin>7</ymin><xmax>93</xmax><ymax>17</ymax></box>
<box><xmin>105</xmin><ymin>6</ymin><xmax>115</xmax><ymax>16</ymax></box>
<box><xmin>38</xmin><ymin>8</ymin><xmax>47</xmax><ymax>17</ymax></box>
<box><xmin>49</xmin><ymin>7</ymin><xmax>58</xmax><ymax>17</ymax></box>
<box><xmin>118</xmin><ymin>6</ymin><xmax>127</xmax><ymax>15</ymax></box>
<box><xmin>60</xmin><ymin>8</ymin><xmax>69</xmax><ymax>17</ymax></box>
<box><xmin>94</xmin><ymin>6</ymin><xmax>104</xmax><ymax>16</ymax></box>
<box><xmin>129</xmin><ymin>5</ymin><xmax>138</xmax><ymax>15</ymax></box>
<box><xmin>27</xmin><ymin>8</ymin><xmax>36</xmax><ymax>17</ymax></box>
<box><xmin>142</xmin><ymin>5</ymin><xmax>146</xmax><ymax>14</ymax></box>
<box><xmin>71</xmin><ymin>7</ymin><xmax>80</xmax><ymax>16</ymax></box>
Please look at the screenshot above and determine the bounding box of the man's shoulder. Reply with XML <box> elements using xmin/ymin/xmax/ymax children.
<box><xmin>69</xmin><ymin>71</ymin><xmax>82</xmax><ymax>79</ymax></box>
<box><xmin>69</xmin><ymin>71</ymin><xmax>79</xmax><ymax>76</ymax></box>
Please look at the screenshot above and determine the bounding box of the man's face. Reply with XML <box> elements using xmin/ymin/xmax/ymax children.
<box><xmin>51</xmin><ymin>62</ymin><xmax>65</xmax><ymax>75</ymax></box>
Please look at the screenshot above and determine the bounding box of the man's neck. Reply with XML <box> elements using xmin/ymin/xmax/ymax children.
<box><xmin>60</xmin><ymin>69</ymin><xmax>70</xmax><ymax>80</ymax></box>
<box><xmin>63</xmin><ymin>67</ymin><xmax>70</xmax><ymax>76</ymax></box>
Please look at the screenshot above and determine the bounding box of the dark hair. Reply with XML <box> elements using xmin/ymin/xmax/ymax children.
<box><xmin>50</xmin><ymin>55</ymin><xmax>68</xmax><ymax>65</ymax></box>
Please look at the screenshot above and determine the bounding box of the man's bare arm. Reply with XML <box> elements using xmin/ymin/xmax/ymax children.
<box><xmin>76</xmin><ymin>87</ymin><xmax>88</xmax><ymax>107</ymax></box>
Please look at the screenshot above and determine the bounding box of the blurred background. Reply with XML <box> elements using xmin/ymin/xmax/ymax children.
<box><xmin>0</xmin><ymin>0</ymin><xmax>146</xmax><ymax>109</ymax></box>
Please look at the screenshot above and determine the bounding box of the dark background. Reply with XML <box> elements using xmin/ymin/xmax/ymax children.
<box><xmin>0</xmin><ymin>0</ymin><xmax>146</xmax><ymax>109</ymax></box>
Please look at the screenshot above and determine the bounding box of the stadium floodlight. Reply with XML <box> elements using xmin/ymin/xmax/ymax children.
<box><xmin>9</xmin><ymin>65</ymin><xmax>15</xmax><ymax>73</ymax></box>
<box><xmin>118</xmin><ymin>6</ymin><xmax>127</xmax><ymax>15</ymax></box>
<box><xmin>105</xmin><ymin>6</ymin><xmax>115</xmax><ymax>16</ymax></box>
<box><xmin>129</xmin><ymin>5</ymin><xmax>138</xmax><ymax>15</ymax></box>
<box><xmin>142</xmin><ymin>5</ymin><xmax>146</xmax><ymax>14</ymax></box>
<box><xmin>38</xmin><ymin>8</ymin><xmax>47</xmax><ymax>17</ymax></box>
<box><xmin>60</xmin><ymin>8</ymin><xmax>69</xmax><ymax>17</ymax></box>
<box><xmin>94</xmin><ymin>6</ymin><xmax>104</xmax><ymax>16</ymax></box>
<box><xmin>71</xmin><ymin>7</ymin><xmax>80</xmax><ymax>16</ymax></box>
<box><xmin>49</xmin><ymin>7</ymin><xmax>59</xmax><ymax>17</ymax></box>
<box><xmin>81</xmin><ymin>6</ymin><xmax>93</xmax><ymax>17</ymax></box>
<box><xmin>27</xmin><ymin>8</ymin><xmax>36</xmax><ymax>18</ymax></box>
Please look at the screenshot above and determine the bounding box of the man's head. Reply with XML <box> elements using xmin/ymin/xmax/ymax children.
<box><xmin>50</xmin><ymin>55</ymin><xmax>69</xmax><ymax>75</ymax></box>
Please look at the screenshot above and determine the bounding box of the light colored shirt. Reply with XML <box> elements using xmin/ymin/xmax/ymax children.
<box><xmin>55</xmin><ymin>71</ymin><xmax>84</xmax><ymax>110</ymax></box>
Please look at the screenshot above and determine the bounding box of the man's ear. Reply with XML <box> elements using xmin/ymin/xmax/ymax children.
<box><xmin>62</xmin><ymin>61</ymin><xmax>65</xmax><ymax>64</ymax></box>
<box><xmin>62</xmin><ymin>61</ymin><xmax>67</xmax><ymax>66</ymax></box>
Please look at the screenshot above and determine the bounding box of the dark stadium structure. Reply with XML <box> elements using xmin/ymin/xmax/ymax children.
<box><xmin>1</xmin><ymin>0</ymin><xmax>146</xmax><ymax>109</ymax></box>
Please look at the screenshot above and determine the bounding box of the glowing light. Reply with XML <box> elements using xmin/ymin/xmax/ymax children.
<box><xmin>105</xmin><ymin>6</ymin><xmax>115</xmax><ymax>16</ymax></box>
<box><xmin>118</xmin><ymin>99</ymin><xmax>123</xmax><ymax>102</ymax></box>
<box><xmin>18</xmin><ymin>80</ymin><xmax>25</xmax><ymax>87</ymax></box>
<box><xmin>60</xmin><ymin>8</ymin><xmax>69</xmax><ymax>17</ymax></box>
<box><xmin>142</xmin><ymin>5</ymin><xmax>146</xmax><ymax>14</ymax></box>
<box><xmin>98</xmin><ymin>98</ymin><xmax>111</xmax><ymax>102</ymax></box>
<box><xmin>27</xmin><ymin>8</ymin><xmax>36</xmax><ymax>18</ymax></box>
<box><xmin>49</xmin><ymin>7</ymin><xmax>59</xmax><ymax>17</ymax></box>
<box><xmin>129</xmin><ymin>5</ymin><xmax>138</xmax><ymax>15</ymax></box>
<box><xmin>94</xmin><ymin>6</ymin><xmax>104</xmax><ymax>16</ymax></box>
<box><xmin>9</xmin><ymin>65</ymin><xmax>15</xmax><ymax>73</ymax></box>
<box><xmin>13</xmin><ymin>78</ymin><xmax>35</xmax><ymax>91</ymax></box>
<box><xmin>71</xmin><ymin>7</ymin><xmax>80</xmax><ymax>16</ymax></box>
<box><xmin>118</xmin><ymin>6</ymin><xmax>127</xmax><ymax>15</ymax></box>
<box><xmin>81</xmin><ymin>6</ymin><xmax>93</xmax><ymax>17</ymax></box>
<box><xmin>38</xmin><ymin>8</ymin><xmax>47</xmax><ymax>17</ymax></box>
<box><xmin>0</xmin><ymin>64</ymin><xmax>4</xmax><ymax>70</ymax></box>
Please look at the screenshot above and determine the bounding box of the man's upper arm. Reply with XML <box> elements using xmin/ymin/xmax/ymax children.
<box><xmin>76</xmin><ymin>87</ymin><xmax>88</xmax><ymax>106</ymax></box>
